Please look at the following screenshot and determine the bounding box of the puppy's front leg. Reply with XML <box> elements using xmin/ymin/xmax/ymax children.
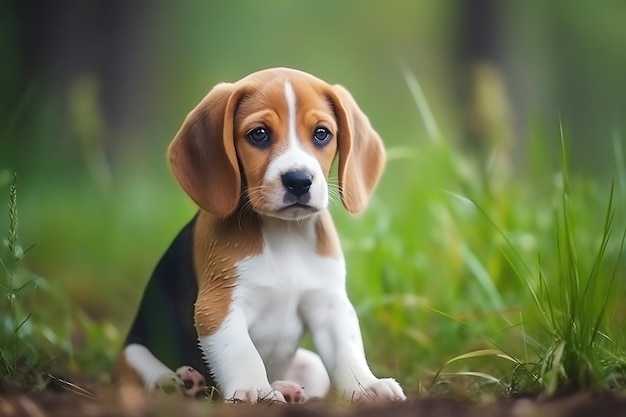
<box><xmin>301</xmin><ymin>291</ymin><xmax>406</xmax><ymax>402</ymax></box>
<box><xmin>197</xmin><ymin>309</ymin><xmax>285</xmax><ymax>403</ymax></box>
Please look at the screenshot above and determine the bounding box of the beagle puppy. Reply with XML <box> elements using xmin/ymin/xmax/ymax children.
<box><xmin>114</xmin><ymin>67</ymin><xmax>405</xmax><ymax>403</ymax></box>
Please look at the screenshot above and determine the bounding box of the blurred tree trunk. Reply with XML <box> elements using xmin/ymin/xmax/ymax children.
<box><xmin>458</xmin><ymin>0</ymin><xmax>518</xmax><ymax>181</ymax></box>
<box><xmin>4</xmin><ymin>0</ymin><xmax>158</xmax><ymax>176</ymax></box>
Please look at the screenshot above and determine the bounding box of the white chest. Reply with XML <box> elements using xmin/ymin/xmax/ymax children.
<box><xmin>232</xmin><ymin>218</ymin><xmax>345</xmax><ymax>379</ymax></box>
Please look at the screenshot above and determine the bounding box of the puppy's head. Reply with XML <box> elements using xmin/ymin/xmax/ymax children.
<box><xmin>168</xmin><ymin>67</ymin><xmax>384</xmax><ymax>220</ymax></box>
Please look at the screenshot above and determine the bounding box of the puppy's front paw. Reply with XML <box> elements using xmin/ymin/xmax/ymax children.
<box><xmin>154</xmin><ymin>372</ymin><xmax>184</xmax><ymax>395</ymax></box>
<box><xmin>271</xmin><ymin>380</ymin><xmax>306</xmax><ymax>403</ymax></box>
<box><xmin>175</xmin><ymin>366</ymin><xmax>206</xmax><ymax>397</ymax></box>
<box><xmin>353</xmin><ymin>378</ymin><xmax>406</xmax><ymax>402</ymax></box>
<box><xmin>228</xmin><ymin>386</ymin><xmax>286</xmax><ymax>403</ymax></box>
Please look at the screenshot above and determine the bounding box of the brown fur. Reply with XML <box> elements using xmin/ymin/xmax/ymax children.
<box><xmin>332</xmin><ymin>84</ymin><xmax>386</xmax><ymax>214</ymax></box>
<box><xmin>315</xmin><ymin>211</ymin><xmax>343</xmax><ymax>259</ymax></box>
<box><xmin>192</xmin><ymin>209</ymin><xmax>263</xmax><ymax>337</ymax></box>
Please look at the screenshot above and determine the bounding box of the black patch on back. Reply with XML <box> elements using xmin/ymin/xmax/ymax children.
<box><xmin>125</xmin><ymin>214</ymin><xmax>211</xmax><ymax>384</ymax></box>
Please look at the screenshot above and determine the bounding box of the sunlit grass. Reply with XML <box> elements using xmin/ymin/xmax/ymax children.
<box><xmin>528</xmin><ymin>131</ymin><xmax>626</xmax><ymax>394</ymax></box>
<box><xmin>432</xmin><ymin>139</ymin><xmax>626</xmax><ymax>397</ymax></box>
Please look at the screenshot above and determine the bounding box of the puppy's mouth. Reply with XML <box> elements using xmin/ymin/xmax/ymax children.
<box><xmin>250</xmin><ymin>188</ymin><xmax>325</xmax><ymax>220</ymax></box>
<box><xmin>275</xmin><ymin>202</ymin><xmax>319</xmax><ymax>218</ymax></box>
<box><xmin>280</xmin><ymin>202</ymin><xmax>315</xmax><ymax>211</ymax></box>
<box><xmin>264</xmin><ymin>198</ymin><xmax>321</xmax><ymax>220</ymax></box>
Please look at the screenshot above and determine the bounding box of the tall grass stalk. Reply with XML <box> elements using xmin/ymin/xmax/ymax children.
<box><xmin>0</xmin><ymin>172</ymin><xmax>38</xmax><ymax>384</ymax></box>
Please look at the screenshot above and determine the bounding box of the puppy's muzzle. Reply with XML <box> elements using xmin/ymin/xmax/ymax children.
<box><xmin>282</xmin><ymin>170</ymin><xmax>312</xmax><ymax>204</ymax></box>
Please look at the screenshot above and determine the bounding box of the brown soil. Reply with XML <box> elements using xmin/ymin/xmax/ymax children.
<box><xmin>2</xmin><ymin>386</ymin><xmax>626</xmax><ymax>417</ymax></box>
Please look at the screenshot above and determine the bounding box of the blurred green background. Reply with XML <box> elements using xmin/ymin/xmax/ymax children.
<box><xmin>1</xmin><ymin>1</ymin><xmax>626</xmax><ymax>387</ymax></box>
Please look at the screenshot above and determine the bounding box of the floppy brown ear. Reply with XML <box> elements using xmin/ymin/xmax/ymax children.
<box><xmin>330</xmin><ymin>84</ymin><xmax>386</xmax><ymax>214</ymax></box>
<box><xmin>168</xmin><ymin>83</ymin><xmax>242</xmax><ymax>216</ymax></box>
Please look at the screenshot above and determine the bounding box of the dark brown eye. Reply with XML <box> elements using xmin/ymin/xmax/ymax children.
<box><xmin>247</xmin><ymin>127</ymin><xmax>271</xmax><ymax>147</ymax></box>
<box><xmin>313</xmin><ymin>127</ymin><xmax>332</xmax><ymax>146</ymax></box>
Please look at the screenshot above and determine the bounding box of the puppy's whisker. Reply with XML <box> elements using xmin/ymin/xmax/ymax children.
<box><xmin>327</xmin><ymin>184</ymin><xmax>340</xmax><ymax>197</ymax></box>
<box><xmin>326</xmin><ymin>183</ymin><xmax>342</xmax><ymax>209</ymax></box>
<box><xmin>328</xmin><ymin>196</ymin><xmax>341</xmax><ymax>210</ymax></box>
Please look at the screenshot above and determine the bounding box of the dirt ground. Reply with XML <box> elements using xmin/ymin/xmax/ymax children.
<box><xmin>2</xmin><ymin>386</ymin><xmax>626</xmax><ymax>417</ymax></box>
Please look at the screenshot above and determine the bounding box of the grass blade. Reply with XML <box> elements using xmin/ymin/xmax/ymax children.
<box><xmin>403</xmin><ymin>68</ymin><xmax>441</xmax><ymax>142</ymax></box>
<box><xmin>432</xmin><ymin>349</ymin><xmax>520</xmax><ymax>389</ymax></box>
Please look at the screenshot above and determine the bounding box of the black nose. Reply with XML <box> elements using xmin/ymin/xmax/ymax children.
<box><xmin>281</xmin><ymin>171</ymin><xmax>312</xmax><ymax>198</ymax></box>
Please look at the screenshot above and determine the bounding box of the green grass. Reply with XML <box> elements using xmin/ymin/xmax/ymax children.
<box><xmin>0</xmin><ymin>173</ymin><xmax>117</xmax><ymax>392</ymax></box>
<box><xmin>450</xmin><ymin>137</ymin><xmax>626</xmax><ymax>397</ymax></box>
<box><xmin>526</xmin><ymin>134</ymin><xmax>626</xmax><ymax>394</ymax></box>
<box><xmin>0</xmin><ymin>172</ymin><xmax>52</xmax><ymax>390</ymax></box>
<box><xmin>332</xmin><ymin>88</ymin><xmax>626</xmax><ymax>398</ymax></box>
<box><xmin>1</xmin><ymin>104</ymin><xmax>625</xmax><ymax>400</ymax></box>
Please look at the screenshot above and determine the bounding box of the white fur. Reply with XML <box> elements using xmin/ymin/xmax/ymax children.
<box><xmin>261</xmin><ymin>82</ymin><xmax>328</xmax><ymax>218</ymax></box>
<box><xmin>285</xmin><ymin>81</ymin><xmax>298</xmax><ymax>142</ymax></box>
<box><xmin>198</xmin><ymin>217</ymin><xmax>340</xmax><ymax>400</ymax></box>
<box><xmin>285</xmin><ymin>348</ymin><xmax>331</xmax><ymax>399</ymax></box>
<box><xmin>198</xmin><ymin>216</ymin><xmax>405</xmax><ymax>402</ymax></box>
<box><xmin>124</xmin><ymin>344</ymin><xmax>177</xmax><ymax>389</ymax></box>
